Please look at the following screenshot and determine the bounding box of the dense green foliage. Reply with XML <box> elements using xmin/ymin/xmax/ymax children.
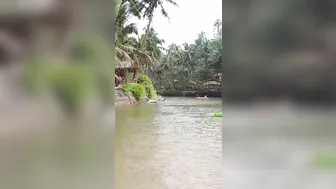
<box><xmin>151</xmin><ymin>21</ymin><xmax>222</xmax><ymax>91</ymax></box>
<box><xmin>122</xmin><ymin>74</ymin><xmax>157</xmax><ymax>100</ymax></box>
<box><xmin>115</xmin><ymin>0</ymin><xmax>180</xmax><ymax>99</ymax></box>
<box><xmin>122</xmin><ymin>83</ymin><xmax>146</xmax><ymax>100</ymax></box>
<box><xmin>115</xmin><ymin>0</ymin><xmax>171</xmax><ymax>71</ymax></box>
<box><xmin>137</xmin><ymin>74</ymin><xmax>157</xmax><ymax>99</ymax></box>
<box><xmin>116</xmin><ymin>0</ymin><xmax>222</xmax><ymax>94</ymax></box>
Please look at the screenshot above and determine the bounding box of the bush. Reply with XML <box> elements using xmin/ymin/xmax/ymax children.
<box><xmin>147</xmin><ymin>87</ymin><xmax>157</xmax><ymax>100</ymax></box>
<box><xmin>121</xmin><ymin>74</ymin><xmax>157</xmax><ymax>100</ymax></box>
<box><xmin>137</xmin><ymin>74</ymin><xmax>153</xmax><ymax>86</ymax></box>
<box><xmin>137</xmin><ymin>74</ymin><xmax>157</xmax><ymax>99</ymax></box>
<box><xmin>122</xmin><ymin>83</ymin><xmax>146</xmax><ymax>100</ymax></box>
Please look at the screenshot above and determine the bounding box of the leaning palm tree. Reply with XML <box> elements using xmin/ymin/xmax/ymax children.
<box><xmin>115</xmin><ymin>0</ymin><xmax>139</xmax><ymax>69</ymax></box>
<box><xmin>139</xmin><ymin>28</ymin><xmax>165</xmax><ymax>73</ymax></box>
<box><xmin>136</xmin><ymin>0</ymin><xmax>178</xmax><ymax>50</ymax></box>
<box><xmin>123</xmin><ymin>32</ymin><xmax>162</xmax><ymax>77</ymax></box>
<box><xmin>115</xmin><ymin>0</ymin><xmax>166</xmax><ymax>80</ymax></box>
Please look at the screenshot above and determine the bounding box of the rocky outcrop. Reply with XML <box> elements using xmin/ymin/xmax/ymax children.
<box><xmin>115</xmin><ymin>87</ymin><xmax>136</xmax><ymax>105</ymax></box>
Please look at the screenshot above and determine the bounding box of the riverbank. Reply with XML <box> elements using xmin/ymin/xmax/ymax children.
<box><xmin>159</xmin><ymin>90</ymin><xmax>222</xmax><ymax>97</ymax></box>
<box><xmin>115</xmin><ymin>87</ymin><xmax>136</xmax><ymax>105</ymax></box>
<box><xmin>115</xmin><ymin>87</ymin><xmax>154</xmax><ymax>105</ymax></box>
<box><xmin>115</xmin><ymin>74</ymin><xmax>159</xmax><ymax>105</ymax></box>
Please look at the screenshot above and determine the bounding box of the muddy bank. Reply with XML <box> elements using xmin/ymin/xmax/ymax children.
<box><xmin>115</xmin><ymin>87</ymin><xmax>136</xmax><ymax>105</ymax></box>
<box><xmin>159</xmin><ymin>90</ymin><xmax>222</xmax><ymax>97</ymax></box>
<box><xmin>115</xmin><ymin>87</ymin><xmax>151</xmax><ymax>105</ymax></box>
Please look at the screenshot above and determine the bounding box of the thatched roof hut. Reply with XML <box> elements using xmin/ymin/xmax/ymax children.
<box><xmin>115</xmin><ymin>46</ymin><xmax>134</xmax><ymax>69</ymax></box>
<box><xmin>202</xmin><ymin>80</ymin><xmax>221</xmax><ymax>86</ymax></box>
<box><xmin>201</xmin><ymin>80</ymin><xmax>221</xmax><ymax>89</ymax></box>
<box><xmin>116</xmin><ymin>54</ymin><xmax>133</xmax><ymax>69</ymax></box>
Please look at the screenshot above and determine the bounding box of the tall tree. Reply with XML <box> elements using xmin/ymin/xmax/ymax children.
<box><xmin>151</xmin><ymin>20</ymin><xmax>222</xmax><ymax>91</ymax></box>
<box><xmin>138</xmin><ymin>0</ymin><xmax>178</xmax><ymax>50</ymax></box>
<box><xmin>213</xmin><ymin>19</ymin><xmax>222</xmax><ymax>37</ymax></box>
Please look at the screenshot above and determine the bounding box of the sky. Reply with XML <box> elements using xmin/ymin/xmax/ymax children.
<box><xmin>129</xmin><ymin>0</ymin><xmax>222</xmax><ymax>47</ymax></box>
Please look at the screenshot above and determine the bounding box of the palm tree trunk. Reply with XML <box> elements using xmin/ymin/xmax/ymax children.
<box><xmin>141</xmin><ymin>15</ymin><xmax>153</xmax><ymax>50</ymax></box>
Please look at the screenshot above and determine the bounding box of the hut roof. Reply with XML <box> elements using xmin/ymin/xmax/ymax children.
<box><xmin>116</xmin><ymin>52</ymin><xmax>133</xmax><ymax>69</ymax></box>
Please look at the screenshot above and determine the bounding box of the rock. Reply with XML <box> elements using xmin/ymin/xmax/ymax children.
<box><xmin>115</xmin><ymin>87</ymin><xmax>136</xmax><ymax>105</ymax></box>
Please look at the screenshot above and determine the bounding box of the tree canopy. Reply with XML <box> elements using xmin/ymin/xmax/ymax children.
<box><xmin>115</xmin><ymin>0</ymin><xmax>222</xmax><ymax>92</ymax></box>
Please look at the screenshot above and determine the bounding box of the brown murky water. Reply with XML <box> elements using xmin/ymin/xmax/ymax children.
<box><xmin>115</xmin><ymin>97</ymin><xmax>222</xmax><ymax>189</ymax></box>
<box><xmin>116</xmin><ymin>98</ymin><xmax>336</xmax><ymax>189</ymax></box>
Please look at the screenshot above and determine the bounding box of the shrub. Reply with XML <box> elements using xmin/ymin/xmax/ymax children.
<box><xmin>137</xmin><ymin>74</ymin><xmax>157</xmax><ymax>99</ymax></box>
<box><xmin>122</xmin><ymin>83</ymin><xmax>146</xmax><ymax>100</ymax></box>
<box><xmin>137</xmin><ymin>74</ymin><xmax>153</xmax><ymax>87</ymax></box>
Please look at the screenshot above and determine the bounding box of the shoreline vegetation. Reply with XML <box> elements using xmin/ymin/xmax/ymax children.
<box><xmin>115</xmin><ymin>74</ymin><xmax>159</xmax><ymax>105</ymax></box>
<box><xmin>115</xmin><ymin>0</ymin><xmax>222</xmax><ymax>105</ymax></box>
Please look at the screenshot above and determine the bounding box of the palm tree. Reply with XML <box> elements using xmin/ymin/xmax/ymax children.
<box><xmin>115</xmin><ymin>0</ymin><xmax>149</xmax><ymax>74</ymax></box>
<box><xmin>115</xmin><ymin>0</ymin><xmax>135</xmax><ymax>68</ymax></box>
<box><xmin>125</xmin><ymin>28</ymin><xmax>165</xmax><ymax>76</ymax></box>
<box><xmin>193</xmin><ymin>32</ymin><xmax>211</xmax><ymax>65</ymax></box>
<box><xmin>115</xmin><ymin>0</ymin><xmax>167</xmax><ymax>80</ymax></box>
<box><xmin>137</xmin><ymin>0</ymin><xmax>178</xmax><ymax>50</ymax></box>
<box><xmin>213</xmin><ymin>19</ymin><xmax>222</xmax><ymax>37</ymax></box>
<box><xmin>115</xmin><ymin>3</ymin><xmax>138</xmax><ymax>43</ymax></box>
<box><xmin>152</xmin><ymin>19</ymin><xmax>223</xmax><ymax>91</ymax></box>
<box><xmin>123</xmin><ymin>36</ymin><xmax>154</xmax><ymax>79</ymax></box>
<box><xmin>208</xmin><ymin>38</ymin><xmax>222</xmax><ymax>72</ymax></box>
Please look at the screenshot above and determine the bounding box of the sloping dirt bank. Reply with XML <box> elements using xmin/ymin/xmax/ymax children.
<box><xmin>115</xmin><ymin>87</ymin><xmax>136</xmax><ymax>105</ymax></box>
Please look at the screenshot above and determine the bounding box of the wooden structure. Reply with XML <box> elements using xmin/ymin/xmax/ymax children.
<box><xmin>212</xmin><ymin>73</ymin><xmax>222</xmax><ymax>83</ymax></box>
<box><xmin>115</xmin><ymin>51</ymin><xmax>140</xmax><ymax>85</ymax></box>
<box><xmin>201</xmin><ymin>81</ymin><xmax>221</xmax><ymax>90</ymax></box>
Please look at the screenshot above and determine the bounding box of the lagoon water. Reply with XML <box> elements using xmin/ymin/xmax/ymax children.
<box><xmin>115</xmin><ymin>97</ymin><xmax>222</xmax><ymax>189</ymax></box>
<box><xmin>116</xmin><ymin>97</ymin><xmax>336</xmax><ymax>189</ymax></box>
